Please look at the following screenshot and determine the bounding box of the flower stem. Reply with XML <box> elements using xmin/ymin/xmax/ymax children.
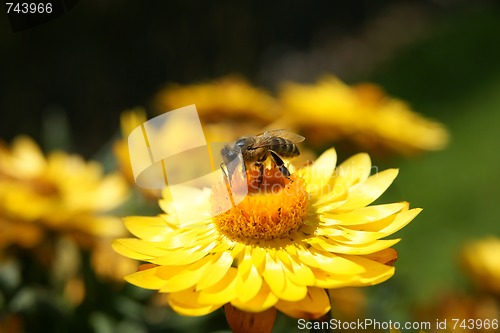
<box><xmin>224</xmin><ymin>304</ymin><xmax>276</xmax><ymax>333</ymax></box>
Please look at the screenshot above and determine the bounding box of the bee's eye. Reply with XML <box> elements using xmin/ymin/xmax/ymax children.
<box><xmin>235</xmin><ymin>139</ymin><xmax>246</xmax><ymax>148</ymax></box>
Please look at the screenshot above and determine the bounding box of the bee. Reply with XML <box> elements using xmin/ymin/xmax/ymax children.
<box><xmin>221</xmin><ymin>129</ymin><xmax>305</xmax><ymax>188</ymax></box>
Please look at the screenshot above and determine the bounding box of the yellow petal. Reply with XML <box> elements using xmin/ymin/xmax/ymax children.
<box><xmin>262</xmin><ymin>250</ymin><xmax>309</xmax><ymax>302</ymax></box>
<box><xmin>297</xmin><ymin>148</ymin><xmax>336</xmax><ymax>194</ymax></box>
<box><xmin>237</xmin><ymin>247</ymin><xmax>254</xmax><ymax>276</ymax></box>
<box><xmin>337</xmin><ymin>169</ymin><xmax>399</xmax><ymax>210</ymax></box>
<box><xmin>156</xmin><ymin>259</ymin><xmax>211</xmax><ymax>292</ymax></box>
<box><xmin>169</xmin><ymin>301</ymin><xmax>221</xmax><ymax>317</ymax></box>
<box><xmin>236</xmin><ymin>264</ymin><xmax>263</xmax><ymax>303</ymax></box>
<box><xmin>315</xmin><ymin>199</ymin><xmax>348</xmax><ymax>213</ymax></box>
<box><xmin>310</xmin><ymin>256</ymin><xmax>394</xmax><ymax>288</ymax></box>
<box><xmin>230</xmin><ymin>242</ymin><xmax>246</xmax><ymax>259</ymax></box>
<box><xmin>319</xmin><ymin>202</ymin><xmax>408</xmax><ymax>226</ymax></box>
<box><xmin>317</xmin><ymin>206</ymin><xmax>421</xmax><ymax>244</ymax></box>
<box><xmin>124</xmin><ymin>266</ymin><xmax>165</xmax><ymax>290</ymax></box>
<box><xmin>341</xmin><ymin>255</ymin><xmax>396</xmax><ymax>285</ymax></box>
<box><xmin>287</xmin><ymin>255</ymin><xmax>315</xmax><ymax>286</ymax></box>
<box><xmin>275</xmin><ymin>287</ymin><xmax>330</xmax><ymax>319</ymax></box>
<box><xmin>275</xmin><ymin>249</ymin><xmax>293</xmax><ymax>269</ymax></box>
<box><xmin>352</xmin><ymin>208</ymin><xmax>422</xmax><ymax>235</ymax></box>
<box><xmin>313</xmin><ymin>225</ymin><xmax>344</xmax><ymax>238</ymax></box>
<box><xmin>309</xmin><ymin>238</ymin><xmax>400</xmax><ymax>255</ymax></box>
<box><xmin>155</xmin><ymin>222</ymin><xmax>217</xmax><ymax>249</ymax></box>
<box><xmin>332</xmin><ymin>226</ymin><xmax>387</xmax><ymax>244</ymax></box>
<box><xmin>198</xmin><ymin>268</ymin><xmax>238</xmax><ymax>304</ymax></box>
<box><xmin>280</xmin><ymin>270</ymin><xmax>308</xmax><ymax>301</ymax></box>
<box><xmin>262</xmin><ymin>253</ymin><xmax>285</xmax><ymax>296</ymax></box>
<box><xmin>363</xmin><ymin>248</ymin><xmax>398</xmax><ymax>265</ymax></box>
<box><xmin>336</xmin><ymin>153</ymin><xmax>372</xmax><ymax>186</ymax></box>
<box><xmin>313</xmin><ymin>178</ymin><xmax>348</xmax><ymax>207</ymax></box>
<box><xmin>197</xmin><ymin>251</ymin><xmax>234</xmax><ymax>290</ymax></box>
<box><xmin>168</xmin><ymin>289</ymin><xmax>223</xmax><ymax>316</ymax></box>
<box><xmin>112</xmin><ymin>239</ymin><xmax>169</xmax><ymax>260</ymax></box>
<box><xmin>230</xmin><ymin>282</ymin><xmax>278</xmax><ymax>312</ymax></box>
<box><xmin>151</xmin><ymin>241</ymin><xmax>218</xmax><ymax>265</ymax></box>
<box><xmin>296</xmin><ymin>248</ymin><xmax>366</xmax><ymax>275</ymax></box>
<box><xmin>124</xmin><ymin>216</ymin><xmax>171</xmax><ymax>241</ymax></box>
<box><xmin>251</xmin><ymin>246</ymin><xmax>267</xmax><ymax>272</ymax></box>
<box><xmin>312</xmin><ymin>270</ymin><xmax>358</xmax><ymax>288</ymax></box>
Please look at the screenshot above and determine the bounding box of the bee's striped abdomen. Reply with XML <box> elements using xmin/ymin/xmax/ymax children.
<box><xmin>269</xmin><ymin>137</ymin><xmax>300</xmax><ymax>158</ymax></box>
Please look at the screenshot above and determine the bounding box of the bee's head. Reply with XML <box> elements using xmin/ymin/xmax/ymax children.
<box><xmin>234</xmin><ymin>137</ymin><xmax>249</xmax><ymax>149</ymax></box>
<box><xmin>221</xmin><ymin>137</ymin><xmax>250</xmax><ymax>164</ymax></box>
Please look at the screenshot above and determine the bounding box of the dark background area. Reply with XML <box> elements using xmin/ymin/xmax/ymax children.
<box><xmin>2</xmin><ymin>0</ymin><xmax>497</xmax><ymax>157</ymax></box>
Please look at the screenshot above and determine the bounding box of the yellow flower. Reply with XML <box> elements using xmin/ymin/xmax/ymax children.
<box><xmin>114</xmin><ymin>147</ymin><xmax>420</xmax><ymax>319</ymax></box>
<box><xmin>0</xmin><ymin>136</ymin><xmax>128</xmax><ymax>249</ymax></box>
<box><xmin>462</xmin><ymin>237</ymin><xmax>500</xmax><ymax>295</ymax></box>
<box><xmin>279</xmin><ymin>76</ymin><xmax>449</xmax><ymax>155</ymax></box>
<box><xmin>153</xmin><ymin>75</ymin><xmax>280</xmax><ymax>124</ymax></box>
<box><xmin>152</xmin><ymin>75</ymin><xmax>285</xmax><ymax>148</ymax></box>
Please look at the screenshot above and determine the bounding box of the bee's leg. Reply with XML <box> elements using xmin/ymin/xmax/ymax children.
<box><xmin>254</xmin><ymin>162</ymin><xmax>265</xmax><ymax>188</ymax></box>
<box><xmin>269</xmin><ymin>150</ymin><xmax>291</xmax><ymax>179</ymax></box>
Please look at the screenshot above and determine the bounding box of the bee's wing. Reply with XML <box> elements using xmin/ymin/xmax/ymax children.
<box><xmin>261</xmin><ymin>129</ymin><xmax>305</xmax><ymax>143</ymax></box>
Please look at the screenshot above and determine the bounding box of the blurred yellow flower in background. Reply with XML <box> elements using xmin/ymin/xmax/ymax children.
<box><xmin>0</xmin><ymin>136</ymin><xmax>128</xmax><ymax>248</ymax></box>
<box><xmin>154</xmin><ymin>75</ymin><xmax>279</xmax><ymax>123</ymax></box>
<box><xmin>0</xmin><ymin>136</ymin><xmax>135</xmax><ymax>281</ymax></box>
<box><xmin>114</xmin><ymin>147</ymin><xmax>420</xmax><ymax>322</ymax></box>
<box><xmin>153</xmin><ymin>75</ymin><xmax>281</xmax><ymax>143</ymax></box>
<box><xmin>279</xmin><ymin>76</ymin><xmax>449</xmax><ymax>155</ymax></box>
<box><xmin>462</xmin><ymin>237</ymin><xmax>500</xmax><ymax>295</ymax></box>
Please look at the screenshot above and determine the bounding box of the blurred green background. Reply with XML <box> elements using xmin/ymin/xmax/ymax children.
<box><xmin>1</xmin><ymin>1</ymin><xmax>500</xmax><ymax>332</ymax></box>
<box><xmin>369</xmin><ymin>4</ymin><xmax>500</xmax><ymax>323</ymax></box>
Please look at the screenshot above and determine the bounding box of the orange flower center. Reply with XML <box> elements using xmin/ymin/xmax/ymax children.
<box><xmin>211</xmin><ymin>167</ymin><xmax>309</xmax><ymax>240</ymax></box>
